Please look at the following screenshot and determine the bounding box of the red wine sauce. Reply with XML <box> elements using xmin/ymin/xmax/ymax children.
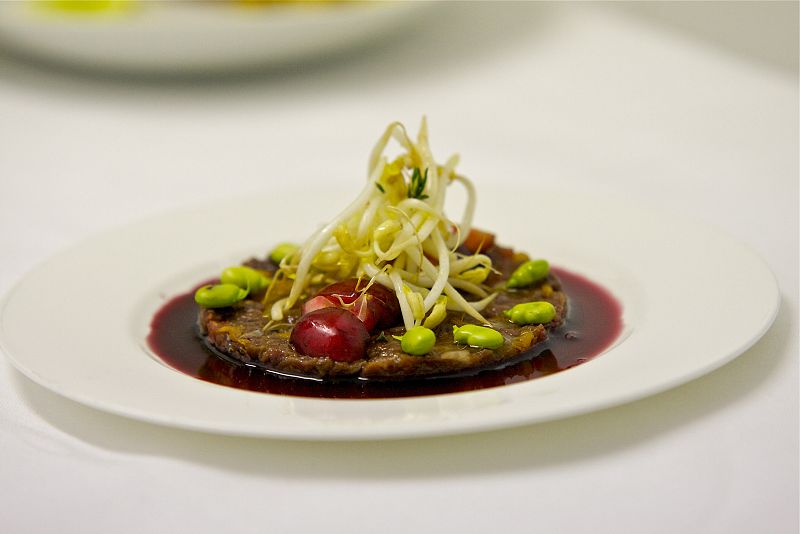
<box><xmin>147</xmin><ymin>268</ymin><xmax>623</xmax><ymax>399</ymax></box>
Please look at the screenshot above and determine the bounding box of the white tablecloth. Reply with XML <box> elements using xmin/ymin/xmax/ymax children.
<box><xmin>1</xmin><ymin>3</ymin><xmax>797</xmax><ymax>533</ymax></box>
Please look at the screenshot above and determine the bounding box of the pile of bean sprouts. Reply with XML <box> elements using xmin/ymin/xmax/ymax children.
<box><xmin>272</xmin><ymin>119</ymin><xmax>496</xmax><ymax>331</ymax></box>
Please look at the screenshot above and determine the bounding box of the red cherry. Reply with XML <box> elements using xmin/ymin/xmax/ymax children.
<box><xmin>301</xmin><ymin>294</ymin><xmax>379</xmax><ymax>332</ymax></box>
<box><xmin>306</xmin><ymin>279</ymin><xmax>401</xmax><ymax>332</ymax></box>
<box><xmin>302</xmin><ymin>295</ymin><xmax>339</xmax><ymax>315</ymax></box>
<box><xmin>358</xmin><ymin>282</ymin><xmax>401</xmax><ymax>329</ymax></box>
<box><xmin>290</xmin><ymin>308</ymin><xmax>369</xmax><ymax>362</ymax></box>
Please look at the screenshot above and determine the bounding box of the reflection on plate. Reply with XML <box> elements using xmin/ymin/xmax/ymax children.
<box><xmin>0</xmin><ymin>188</ymin><xmax>779</xmax><ymax>440</ymax></box>
<box><xmin>0</xmin><ymin>1</ymin><xmax>429</xmax><ymax>73</ymax></box>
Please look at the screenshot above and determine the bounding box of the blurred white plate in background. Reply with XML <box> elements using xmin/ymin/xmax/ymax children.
<box><xmin>0</xmin><ymin>1</ymin><xmax>428</xmax><ymax>73</ymax></box>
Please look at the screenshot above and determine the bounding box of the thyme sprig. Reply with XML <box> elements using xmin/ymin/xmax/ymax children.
<box><xmin>407</xmin><ymin>167</ymin><xmax>429</xmax><ymax>200</ymax></box>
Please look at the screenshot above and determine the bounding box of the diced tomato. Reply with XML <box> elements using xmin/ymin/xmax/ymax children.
<box><xmin>463</xmin><ymin>228</ymin><xmax>495</xmax><ymax>254</ymax></box>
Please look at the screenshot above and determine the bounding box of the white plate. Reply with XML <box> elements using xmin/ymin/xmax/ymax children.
<box><xmin>0</xmin><ymin>188</ymin><xmax>779</xmax><ymax>440</ymax></box>
<box><xmin>0</xmin><ymin>2</ymin><xmax>427</xmax><ymax>73</ymax></box>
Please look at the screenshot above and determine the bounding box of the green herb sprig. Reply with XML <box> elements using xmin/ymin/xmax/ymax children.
<box><xmin>407</xmin><ymin>167</ymin><xmax>429</xmax><ymax>200</ymax></box>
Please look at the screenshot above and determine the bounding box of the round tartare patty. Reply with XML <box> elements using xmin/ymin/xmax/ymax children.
<box><xmin>199</xmin><ymin>245</ymin><xmax>567</xmax><ymax>379</ymax></box>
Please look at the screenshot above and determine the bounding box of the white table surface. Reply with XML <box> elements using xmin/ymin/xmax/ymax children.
<box><xmin>0</xmin><ymin>3</ymin><xmax>797</xmax><ymax>533</ymax></box>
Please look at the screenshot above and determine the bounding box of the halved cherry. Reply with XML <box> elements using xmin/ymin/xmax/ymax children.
<box><xmin>302</xmin><ymin>295</ymin><xmax>341</xmax><ymax>315</ymax></box>
<box><xmin>302</xmin><ymin>278</ymin><xmax>400</xmax><ymax>332</ymax></box>
<box><xmin>289</xmin><ymin>307</ymin><xmax>370</xmax><ymax>362</ymax></box>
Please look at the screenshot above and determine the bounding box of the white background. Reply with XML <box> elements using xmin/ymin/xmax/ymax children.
<box><xmin>0</xmin><ymin>3</ymin><xmax>797</xmax><ymax>533</ymax></box>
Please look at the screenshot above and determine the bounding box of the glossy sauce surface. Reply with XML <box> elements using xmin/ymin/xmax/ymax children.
<box><xmin>147</xmin><ymin>268</ymin><xmax>623</xmax><ymax>399</ymax></box>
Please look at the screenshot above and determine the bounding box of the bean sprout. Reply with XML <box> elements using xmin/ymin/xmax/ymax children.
<box><xmin>280</xmin><ymin>119</ymin><xmax>495</xmax><ymax>327</ymax></box>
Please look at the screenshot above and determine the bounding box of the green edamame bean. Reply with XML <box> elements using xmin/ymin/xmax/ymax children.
<box><xmin>221</xmin><ymin>266</ymin><xmax>270</xmax><ymax>293</ymax></box>
<box><xmin>194</xmin><ymin>284</ymin><xmax>247</xmax><ymax>308</ymax></box>
<box><xmin>506</xmin><ymin>259</ymin><xmax>549</xmax><ymax>289</ymax></box>
<box><xmin>504</xmin><ymin>301</ymin><xmax>556</xmax><ymax>325</ymax></box>
<box><xmin>270</xmin><ymin>242</ymin><xmax>299</xmax><ymax>264</ymax></box>
<box><xmin>400</xmin><ymin>326</ymin><xmax>436</xmax><ymax>356</ymax></box>
<box><xmin>452</xmin><ymin>324</ymin><xmax>505</xmax><ymax>349</ymax></box>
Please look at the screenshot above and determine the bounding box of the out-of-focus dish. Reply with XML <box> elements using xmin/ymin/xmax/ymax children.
<box><xmin>0</xmin><ymin>1</ymin><xmax>428</xmax><ymax>73</ymax></box>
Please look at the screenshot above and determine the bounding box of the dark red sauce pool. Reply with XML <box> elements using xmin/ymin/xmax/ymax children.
<box><xmin>147</xmin><ymin>268</ymin><xmax>623</xmax><ymax>399</ymax></box>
